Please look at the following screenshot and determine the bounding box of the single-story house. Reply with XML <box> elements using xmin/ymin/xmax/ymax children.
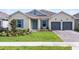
<box><xmin>0</xmin><ymin>12</ymin><xmax>8</xmax><ymax>29</ymax></box>
<box><xmin>25</xmin><ymin>9</ymin><xmax>56</xmax><ymax>31</ymax></box>
<box><xmin>8</xmin><ymin>9</ymin><xmax>77</xmax><ymax>31</ymax></box>
<box><xmin>73</xmin><ymin>13</ymin><xmax>79</xmax><ymax>30</ymax></box>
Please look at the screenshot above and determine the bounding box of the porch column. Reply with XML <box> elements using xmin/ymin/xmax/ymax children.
<box><xmin>38</xmin><ymin>19</ymin><xmax>41</xmax><ymax>30</ymax></box>
<box><xmin>72</xmin><ymin>20</ymin><xmax>75</xmax><ymax>30</ymax></box>
<box><xmin>29</xmin><ymin>19</ymin><xmax>32</xmax><ymax>31</ymax></box>
<box><xmin>61</xmin><ymin>22</ymin><xmax>63</xmax><ymax>30</ymax></box>
<box><xmin>49</xmin><ymin>20</ymin><xmax>51</xmax><ymax>30</ymax></box>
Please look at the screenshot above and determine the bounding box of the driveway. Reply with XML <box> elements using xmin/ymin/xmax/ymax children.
<box><xmin>53</xmin><ymin>30</ymin><xmax>79</xmax><ymax>42</ymax></box>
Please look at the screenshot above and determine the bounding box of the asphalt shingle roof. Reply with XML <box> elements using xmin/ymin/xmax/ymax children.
<box><xmin>26</xmin><ymin>9</ymin><xmax>56</xmax><ymax>19</ymax></box>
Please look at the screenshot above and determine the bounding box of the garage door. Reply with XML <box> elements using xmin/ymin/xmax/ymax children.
<box><xmin>63</xmin><ymin>22</ymin><xmax>72</xmax><ymax>30</ymax></box>
<box><xmin>51</xmin><ymin>22</ymin><xmax>61</xmax><ymax>30</ymax></box>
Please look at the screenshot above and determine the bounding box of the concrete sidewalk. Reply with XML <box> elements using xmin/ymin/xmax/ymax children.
<box><xmin>0</xmin><ymin>42</ymin><xmax>79</xmax><ymax>50</ymax></box>
<box><xmin>0</xmin><ymin>42</ymin><xmax>78</xmax><ymax>46</ymax></box>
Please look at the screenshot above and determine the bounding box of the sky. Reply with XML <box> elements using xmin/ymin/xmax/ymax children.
<box><xmin>0</xmin><ymin>0</ymin><xmax>79</xmax><ymax>15</ymax></box>
<box><xmin>0</xmin><ymin>9</ymin><xmax>79</xmax><ymax>15</ymax></box>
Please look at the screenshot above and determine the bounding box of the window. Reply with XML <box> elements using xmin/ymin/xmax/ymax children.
<box><xmin>16</xmin><ymin>19</ymin><xmax>24</xmax><ymax>28</ymax></box>
<box><xmin>42</xmin><ymin>20</ymin><xmax>47</xmax><ymax>27</ymax></box>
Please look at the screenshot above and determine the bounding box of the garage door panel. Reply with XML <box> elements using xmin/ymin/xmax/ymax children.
<box><xmin>51</xmin><ymin>22</ymin><xmax>61</xmax><ymax>30</ymax></box>
<box><xmin>63</xmin><ymin>22</ymin><xmax>72</xmax><ymax>30</ymax></box>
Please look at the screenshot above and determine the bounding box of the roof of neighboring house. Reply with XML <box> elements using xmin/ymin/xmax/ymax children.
<box><xmin>26</xmin><ymin>9</ymin><xmax>56</xmax><ymax>19</ymax></box>
<box><xmin>0</xmin><ymin>11</ymin><xmax>9</xmax><ymax>19</ymax></box>
<box><xmin>73</xmin><ymin>13</ymin><xmax>79</xmax><ymax>19</ymax></box>
<box><xmin>50</xmin><ymin>11</ymin><xmax>77</xmax><ymax>19</ymax></box>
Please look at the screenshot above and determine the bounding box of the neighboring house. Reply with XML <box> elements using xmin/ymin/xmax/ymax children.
<box><xmin>8</xmin><ymin>9</ymin><xmax>77</xmax><ymax>31</ymax></box>
<box><xmin>73</xmin><ymin>13</ymin><xmax>79</xmax><ymax>30</ymax></box>
<box><xmin>0</xmin><ymin>12</ymin><xmax>8</xmax><ymax>29</ymax></box>
<box><xmin>49</xmin><ymin>11</ymin><xmax>76</xmax><ymax>30</ymax></box>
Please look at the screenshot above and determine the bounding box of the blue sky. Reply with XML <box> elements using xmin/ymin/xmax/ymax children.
<box><xmin>0</xmin><ymin>9</ymin><xmax>79</xmax><ymax>15</ymax></box>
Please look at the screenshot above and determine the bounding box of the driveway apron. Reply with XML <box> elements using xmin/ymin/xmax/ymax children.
<box><xmin>53</xmin><ymin>30</ymin><xmax>79</xmax><ymax>42</ymax></box>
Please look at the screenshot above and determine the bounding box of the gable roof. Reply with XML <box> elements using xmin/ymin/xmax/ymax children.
<box><xmin>9</xmin><ymin>11</ymin><xmax>29</xmax><ymax>18</ymax></box>
<box><xmin>0</xmin><ymin>11</ymin><xmax>9</xmax><ymax>19</ymax></box>
<box><xmin>26</xmin><ymin>9</ymin><xmax>55</xmax><ymax>19</ymax></box>
<box><xmin>27</xmin><ymin>9</ymin><xmax>47</xmax><ymax>16</ymax></box>
<box><xmin>40</xmin><ymin>9</ymin><xmax>56</xmax><ymax>16</ymax></box>
<box><xmin>50</xmin><ymin>11</ymin><xmax>77</xmax><ymax>19</ymax></box>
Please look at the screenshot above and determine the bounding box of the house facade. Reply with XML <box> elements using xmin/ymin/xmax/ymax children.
<box><xmin>7</xmin><ymin>9</ymin><xmax>77</xmax><ymax>31</ymax></box>
<box><xmin>25</xmin><ymin>9</ymin><xmax>56</xmax><ymax>31</ymax></box>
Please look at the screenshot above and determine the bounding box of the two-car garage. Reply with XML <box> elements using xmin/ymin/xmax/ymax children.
<box><xmin>51</xmin><ymin>22</ymin><xmax>73</xmax><ymax>30</ymax></box>
<box><xmin>50</xmin><ymin>11</ymin><xmax>75</xmax><ymax>30</ymax></box>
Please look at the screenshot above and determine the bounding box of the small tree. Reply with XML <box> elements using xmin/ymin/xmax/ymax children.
<box><xmin>10</xmin><ymin>19</ymin><xmax>16</xmax><ymax>36</ymax></box>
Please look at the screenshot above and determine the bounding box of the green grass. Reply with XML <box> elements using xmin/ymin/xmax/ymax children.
<box><xmin>0</xmin><ymin>46</ymin><xmax>72</xmax><ymax>50</ymax></box>
<box><xmin>0</xmin><ymin>32</ymin><xmax>62</xmax><ymax>42</ymax></box>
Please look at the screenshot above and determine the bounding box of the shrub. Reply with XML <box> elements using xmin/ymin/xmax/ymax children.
<box><xmin>1</xmin><ymin>31</ymin><xmax>7</xmax><ymax>37</ymax></box>
<box><xmin>27</xmin><ymin>29</ymin><xmax>30</xmax><ymax>32</ymax></box>
<box><xmin>75</xmin><ymin>29</ymin><xmax>79</xmax><ymax>32</ymax></box>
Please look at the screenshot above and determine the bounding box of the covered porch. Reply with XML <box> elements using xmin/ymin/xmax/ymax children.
<box><xmin>30</xmin><ymin>18</ymin><xmax>49</xmax><ymax>31</ymax></box>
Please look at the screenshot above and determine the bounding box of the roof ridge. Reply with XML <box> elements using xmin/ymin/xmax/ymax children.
<box><xmin>26</xmin><ymin>9</ymin><xmax>47</xmax><ymax>16</ymax></box>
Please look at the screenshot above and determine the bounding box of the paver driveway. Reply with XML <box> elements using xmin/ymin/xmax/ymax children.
<box><xmin>53</xmin><ymin>30</ymin><xmax>79</xmax><ymax>42</ymax></box>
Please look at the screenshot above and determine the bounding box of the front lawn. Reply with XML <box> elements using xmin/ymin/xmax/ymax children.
<box><xmin>0</xmin><ymin>46</ymin><xmax>72</xmax><ymax>50</ymax></box>
<box><xmin>0</xmin><ymin>32</ymin><xmax>63</xmax><ymax>42</ymax></box>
